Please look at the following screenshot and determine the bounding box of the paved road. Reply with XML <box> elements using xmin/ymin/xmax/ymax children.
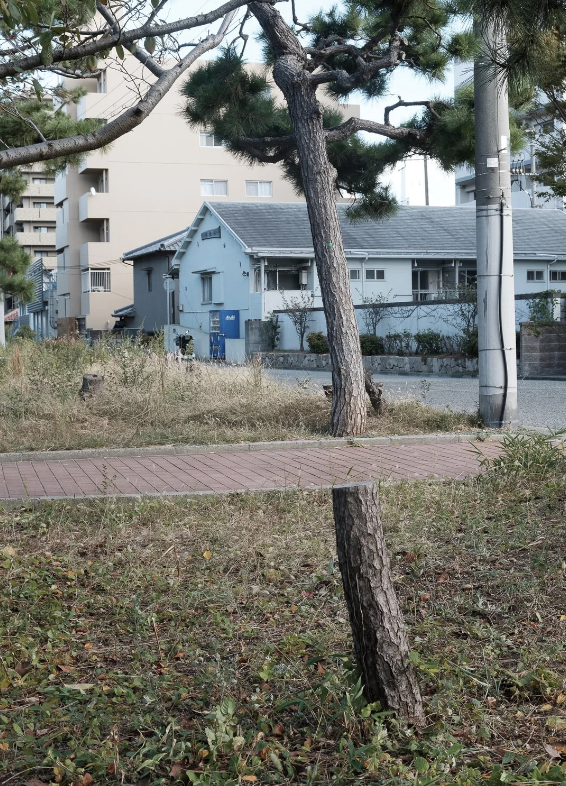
<box><xmin>266</xmin><ymin>370</ymin><xmax>566</xmax><ymax>431</ymax></box>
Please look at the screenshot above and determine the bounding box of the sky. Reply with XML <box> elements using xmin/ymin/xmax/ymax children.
<box><xmin>170</xmin><ymin>0</ymin><xmax>457</xmax><ymax>204</ymax></box>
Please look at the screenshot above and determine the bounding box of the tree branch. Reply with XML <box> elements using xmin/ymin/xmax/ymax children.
<box><xmin>0</xmin><ymin>0</ymin><xmax>263</xmax><ymax>80</ymax></box>
<box><xmin>384</xmin><ymin>98</ymin><xmax>448</xmax><ymax>124</ymax></box>
<box><xmin>0</xmin><ymin>12</ymin><xmax>237</xmax><ymax>170</ymax></box>
<box><xmin>96</xmin><ymin>1</ymin><xmax>165</xmax><ymax>78</ymax></box>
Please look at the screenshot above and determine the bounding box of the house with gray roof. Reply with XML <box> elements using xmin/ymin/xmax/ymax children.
<box><xmin>167</xmin><ymin>201</ymin><xmax>566</xmax><ymax>357</ymax></box>
<box><xmin>113</xmin><ymin>228</ymin><xmax>187</xmax><ymax>334</ymax></box>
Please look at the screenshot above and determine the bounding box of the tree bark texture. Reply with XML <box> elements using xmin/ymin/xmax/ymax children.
<box><xmin>332</xmin><ymin>482</ymin><xmax>425</xmax><ymax>726</ymax></box>
<box><xmin>250</xmin><ymin>3</ymin><xmax>367</xmax><ymax>437</ymax></box>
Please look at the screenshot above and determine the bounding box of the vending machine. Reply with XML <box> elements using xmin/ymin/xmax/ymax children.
<box><xmin>209</xmin><ymin>310</ymin><xmax>239</xmax><ymax>359</ymax></box>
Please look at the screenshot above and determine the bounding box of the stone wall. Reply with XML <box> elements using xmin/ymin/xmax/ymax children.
<box><xmin>263</xmin><ymin>352</ymin><xmax>478</xmax><ymax>377</ymax></box>
<box><xmin>521</xmin><ymin>322</ymin><xmax>566</xmax><ymax>378</ymax></box>
<box><xmin>245</xmin><ymin>319</ymin><xmax>272</xmax><ymax>355</ymax></box>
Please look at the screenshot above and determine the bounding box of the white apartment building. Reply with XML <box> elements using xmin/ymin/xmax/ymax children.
<box><xmin>55</xmin><ymin>59</ymin><xmax>360</xmax><ymax>335</ymax></box>
<box><xmin>454</xmin><ymin>61</ymin><xmax>564</xmax><ymax>210</ymax></box>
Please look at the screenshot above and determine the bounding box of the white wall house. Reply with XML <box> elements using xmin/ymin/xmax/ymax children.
<box><xmin>169</xmin><ymin>201</ymin><xmax>566</xmax><ymax>356</ymax></box>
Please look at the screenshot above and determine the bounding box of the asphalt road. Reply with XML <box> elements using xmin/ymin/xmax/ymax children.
<box><xmin>266</xmin><ymin>369</ymin><xmax>566</xmax><ymax>431</ymax></box>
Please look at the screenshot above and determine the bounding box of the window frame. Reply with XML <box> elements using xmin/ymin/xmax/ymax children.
<box><xmin>199</xmin><ymin>131</ymin><xmax>223</xmax><ymax>148</ymax></box>
<box><xmin>245</xmin><ymin>180</ymin><xmax>273</xmax><ymax>198</ymax></box>
<box><xmin>527</xmin><ymin>270</ymin><xmax>545</xmax><ymax>282</ymax></box>
<box><xmin>201</xmin><ymin>274</ymin><xmax>213</xmax><ymax>303</ymax></box>
<box><xmin>365</xmin><ymin>268</ymin><xmax>386</xmax><ymax>282</ymax></box>
<box><xmin>349</xmin><ymin>269</ymin><xmax>361</xmax><ymax>281</ymax></box>
<box><xmin>550</xmin><ymin>270</ymin><xmax>566</xmax><ymax>282</ymax></box>
<box><xmin>200</xmin><ymin>179</ymin><xmax>228</xmax><ymax>197</ymax></box>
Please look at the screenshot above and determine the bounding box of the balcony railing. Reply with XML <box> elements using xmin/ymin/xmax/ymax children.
<box><xmin>412</xmin><ymin>288</ymin><xmax>476</xmax><ymax>302</ymax></box>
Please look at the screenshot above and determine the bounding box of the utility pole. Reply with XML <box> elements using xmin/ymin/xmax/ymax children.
<box><xmin>474</xmin><ymin>21</ymin><xmax>518</xmax><ymax>428</ymax></box>
<box><xmin>530</xmin><ymin>141</ymin><xmax>537</xmax><ymax>207</ymax></box>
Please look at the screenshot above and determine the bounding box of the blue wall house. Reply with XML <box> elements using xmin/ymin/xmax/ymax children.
<box><xmin>113</xmin><ymin>228</ymin><xmax>187</xmax><ymax>334</ymax></box>
<box><xmin>168</xmin><ymin>202</ymin><xmax>566</xmax><ymax>357</ymax></box>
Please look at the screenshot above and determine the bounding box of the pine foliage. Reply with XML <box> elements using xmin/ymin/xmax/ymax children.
<box><xmin>0</xmin><ymin>236</ymin><xmax>33</xmax><ymax>301</ymax></box>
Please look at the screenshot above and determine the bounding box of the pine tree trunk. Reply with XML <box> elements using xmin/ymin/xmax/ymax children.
<box><xmin>332</xmin><ymin>482</ymin><xmax>425</xmax><ymax>726</ymax></box>
<box><xmin>250</xmin><ymin>3</ymin><xmax>367</xmax><ymax>437</ymax></box>
<box><xmin>282</xmin><ymin>74</ymin><xmax>366</xmax><ymax>436</ymax></box>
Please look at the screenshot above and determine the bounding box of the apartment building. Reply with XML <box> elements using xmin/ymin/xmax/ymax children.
<box><xmin>453</xmin><ymin>61</ymin><xmax>564</xmax><ymax>210</ymax></box>
<box><xmin>1</xmin><ymin>163</ymin><xmax>57</xmax><ymax>335</ymax></box>
<box><xmin>55</xmin><ymin>59</ymin><xmax>360</xmax><ymax>334</ymax></box>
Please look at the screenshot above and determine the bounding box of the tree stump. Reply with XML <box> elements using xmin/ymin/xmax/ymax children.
<box><xmin>364</xmin><ymin>371</ymin><xmax>385</xmax><ymax>415</ymax></box>
<box><xmin>80</xmin><ymin>374</ymin><xmax>104</xmax><ymax>398</ymax></box>
<box><xmin>332</xmin><ymin>482</ymin><xmax>425</xmax><ymax>726</ymax></box>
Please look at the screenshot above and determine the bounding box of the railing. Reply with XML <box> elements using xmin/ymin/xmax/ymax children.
<box><xmin>412</xmin><ymin>288</ymin><xmax>474</xmax><ymax>302</ymax></box>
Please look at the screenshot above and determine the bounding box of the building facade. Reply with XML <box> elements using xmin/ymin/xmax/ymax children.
<box><xmin>1</xmin><ymin>163</ymin><xmax>57</xmax><ymax>337</ymax></box>
<box><xmin>170</xmin><ymin>202</ymin><xmax>566</xmax><ymax>357</ymax></box>
<box><xmin>55</xmin><ymin>59</ymin><xmax>360</xmax><ymax>336</ymax></box>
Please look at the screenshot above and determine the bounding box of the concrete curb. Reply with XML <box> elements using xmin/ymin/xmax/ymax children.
<box><xmin>0</xmin><ymin>431</ymin><xmax>501</xmax><ymax>464</ymax></box>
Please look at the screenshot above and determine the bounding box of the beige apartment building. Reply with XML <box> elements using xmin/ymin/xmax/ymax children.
<box><xmin>56</xmin><ymin>59</ymin><xmax>359</xmax><ymax>334</ymax></box>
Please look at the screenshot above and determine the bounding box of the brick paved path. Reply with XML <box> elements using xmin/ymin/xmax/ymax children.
<box><xmin>0</xmin><ymin>440</ymin><xmax>501</xmax><ymax>501</ymax></box>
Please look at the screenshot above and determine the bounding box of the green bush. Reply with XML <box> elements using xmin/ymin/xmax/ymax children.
<box><xmin>13</xmin><ymin>325</ymin><xmax>35</xmax><ymax>341</ymax></box>
<box><xmin>384</xmin><ymin>331</ymin><xmax>413</xmax><ymax>355</ymax></box>
<box><xmin>306</xmin><ymin>331</ymin><xmax>329</xmax><ymax>354</ymax></box>
<box><xmin>359</xmin><ymin>333</ymin><xmax>384</xmax><ymax>355</ymax></box>
<box><xmin>459</xmin><ymin>326</ymin><xmax>478</xmax><ymax>357</ymax></box>
<box><xmin>414</xmin><ymin>329</ymin><xmax>445</xmax><ymax>355</ymax></box>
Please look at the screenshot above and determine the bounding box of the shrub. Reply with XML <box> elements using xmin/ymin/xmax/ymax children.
<box><xmin>359</xmin><ymin>333</ymin><xmax>384</xmax><ymax>355</ymax></box>
<box><xmin>414</xmin><ymin>329</ymin><xmax>445</xmax><ymax>355</ymax></box>
<box><xmin>13</xmin><ymin>325</ymin><xmax>35</xmax><ymax>341</ymax></box>
<box><xmin>262</xmin><ymin>313</ymin><xmax>280</xmax><ymax>351</ymax></box>
<box><xmin>306</xmin><ymin>331</ymin><xmax>329</xmax><ymax>354</ymax></box>
<box><xmin>384</xmin><ymin>331</ymin><xmax>413</xmax><ymax>355</ymax></box>
<box><xmin>459</xmin><ymin>326</ymin><xmax>478</xmax><ymax>357</ymax></box>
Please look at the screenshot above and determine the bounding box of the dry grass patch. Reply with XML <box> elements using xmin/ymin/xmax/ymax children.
<box><xmin>0</xmin><ymin>338</ymin><xmax>480</xmax><ymax>453</ymax></box>
<box><xmin>0</xmin><ymin>460</ymin><xmax>565</xmax><ymax>784</ymax></box>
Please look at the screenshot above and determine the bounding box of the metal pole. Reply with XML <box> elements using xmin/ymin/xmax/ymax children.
<box><xmin>423</xmin><ymin>154</ymin><xmax>430</xmax><ymax>206</ymax></box>
<box><xmin>474</xmin><ymin>20</ymin><xmax>518</xmax><ymax>428</ymax></box>
<box><xmin>530</xmin><ymin>141</ymin><xmax>537</xmax><ymax>207</ymax></box>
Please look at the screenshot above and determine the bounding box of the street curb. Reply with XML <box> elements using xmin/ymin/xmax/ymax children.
<box><xmin>0</xmin><ymin>431</ymin><xmax>500</xmax><ymax>464</ymax></box>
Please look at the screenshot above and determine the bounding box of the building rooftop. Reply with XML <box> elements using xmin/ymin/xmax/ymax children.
<box><xmin>123</xmin><ymin>228</ymin><xmax>188</xmax><ymax>260</ymax></box>
<box><xmin>189</xmin><ymin>202</ymin><xmax>566</xmax><ymax>259</ymax></box>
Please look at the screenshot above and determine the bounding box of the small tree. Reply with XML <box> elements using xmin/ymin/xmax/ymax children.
<box><xmin>281</xmin><ymin>292</ymin><xmax>313</xmax><ymax>352</ymax></box>
<box><xmin>0</xmin><ymin>236</ymin><xmax>34</xmax><ymax>303</ymax></box>
<box><xmin>261</xmin><ymin>312</ymin><xmax>281</xmax><ymax>351</ymax></box>
<box><xmin>359</xmin><ymin>290</ymin><xmax>392</xmax><ymax>335</ymax></box>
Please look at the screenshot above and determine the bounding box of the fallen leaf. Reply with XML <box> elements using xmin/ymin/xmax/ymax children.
<box><xmin>80</xmin><ymin>774</ymin><xmax>94</xmax><ymax>786</ymax></box>
<box><xmin>462</xmin><ymin>584</ymin><xmax>474</xmax><ymax>591</ymax></box>
<box><xmin>541</xmin><ymin>704</ymin><xmax>554</xmax><ymax>711</ymax></box>
<box><xmin>486</xmin><ymin>697</ymin><xmax>497</xmax><ymax>709</ymax></box>
<box><xmin>272</xmin><ymin>722</ymin><xmax>284</xmax><ymax>737</ymax></box>
<box><xmin>437</xmin><ymin>573</ymin><xmax>449</xmax><ymax>582</ymax></box>
<box><xmin>1</xmin><ymin>547</ymin><xmax>15</xmax><ymax>557</ymax></box>
<box><xmin>557</xmin><ymin>693</ymin><xmax>565</xmax><ymax>705</ymax></box>
<box><xmin>290</xmin><ymin>604</ymin><xmax>298</xmax><ymax>613</ymax></box>
<box><xmin>317</xmin><ymin>662</ymin><xmax>326</xmax><ymax>676</ymax></box>
<box><xmin>25</xmin><ymin>779</ymin><xmax>48</xmax><ymax>786</ymax></box>
<box><xmin>202</xmin><ymin>551</ymin><xmax>212</xmax><ymax>560</ymax></box>
<box><xmin>242</xmin><ymin>778</ymin><xmax>257</xmax><ymax>783</ymax></box>
<box><xmin>170</xmin><ymin>764</ymin><xmax>184</xmax><ymax>778</ymax></box>
<box><xmin>547</xmin><ymin>716</ymin><xmax>566</xmax><ymax>730</ymax></box>
<box><xmin>59</xmin><ymin>665</ymin><xmax>75</xmax><ymax>674</ymax></box>
<box><xmin>545</xmin><ymin>743</ymin><xmax>562</xmax><ymax>759</ymax></box>
<box><xmin>0</xmin><ymin>742</ymin><xmax>9</xmax><ymax>750</ymax></box>
<box><xmin>84</xmin><ymin>643</ymin><xmax>93</xmax><ymax>650</ymax></box>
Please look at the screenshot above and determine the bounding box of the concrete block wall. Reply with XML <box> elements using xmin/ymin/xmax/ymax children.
<box><xmin>520</xmin><ymin>322</ymin><xmax>566</xmax><ymax>378</ymax></box>
<box><xmin>263</xmin><ymin>352</ymin><xmax>478</xmax><ymax>377</ymax></box>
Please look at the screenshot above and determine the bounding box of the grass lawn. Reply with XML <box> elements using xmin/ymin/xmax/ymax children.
<box><xmin>1</xmin><ymin>455</ymin><xmax>565</xmax><ymax>785</ymax></box>
<box><xmin>0</xmin><ymin>339</ymin><xmax>480</xmax><ymax>453</ymax></box>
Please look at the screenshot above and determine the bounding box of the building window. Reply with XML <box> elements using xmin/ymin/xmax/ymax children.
<box><xmin>82</xmin><ymin>268</ymin><xmax>110</xmax><ymax>293</ymax></box>
<box><xmin>97</xmin><ymin>170</ymin><xmax>109</xmax><ymax>193</ymax></box>
<box><xmin>365</xmin><ymin>269</ymin><xmax>385</xmax><ymax>281</ymax></box>
<box><xmin>550</xmin><ymin>270</ymin><xmax>566</xmax><ymax>281</ymax></box>
<box><xmin>145</xmin><ymin>268</ymin><xmax>153</xmax><ymax>292</ymax></box>
<box><xmin>202</xmin><ymin>274</ymin><xmax>213</xmax><ymax>303</ymax></box>
<box><xmin>349</xmin><ymin>269</ymin><xmax>360</xmax><ymax>281</ymax></box>
<box><xmin>253</xmin><ymin>267</ymin><xmax>262</xmax><ymax>293</ymax></box>
<box><xmin>33</xmin><ymin>226</ymin><xmax>51</xmax><ymax>233</ymax></box>
<box><xmin>245</xmin><ymin>180</ymin><xmax>273</xmax><ymax>197</ymax></box>
<box><xmin>265</xmin><ymin>268</ymin><xmax>302</xmax><ymax>291</ymax></box>
<box><xmin>458</xmin><ymin>269</ymin><xmax>477</xmax><ymax>286</ymax></box>
<box><xmin>200</xmin><ymin>179</ymin><xmax>228</xmax><ymax>196</ymax></box>
<box><xmin>32</xmin><ymin>177</ymin><xmax>54</xmax><ymax>184</ymax></box>
<box><xmin>33</xmin><ymin>202</ymin><xmax>49</xmax><ymax>209</ymax></box>
<box><xmin>527</xmin><ymin>270</ymin><xmax>545</xmax><ymax>282</ymax></box>
<box><xmin>97</xmin><ymin>71</ymin><xmax>108</xmax><ymax>93</ymax></box>
<box><xmin>199</xmin><ymin>131</ymin><xmax>223</xmax><ymax>147</ymax></box>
